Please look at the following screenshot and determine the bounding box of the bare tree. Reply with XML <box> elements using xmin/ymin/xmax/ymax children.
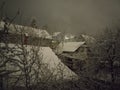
<box><xmin>90</xmin><ymin>27</ymin><xmax>120</xmax><ymax>90</ymax></box>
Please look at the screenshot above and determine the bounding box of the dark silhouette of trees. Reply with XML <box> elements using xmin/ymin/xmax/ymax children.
<box><xmin>90</xmin><ymin>27</ymin><xmax>120</xmax><ymax>90</ymax></box>
<box><xmin>30</xmin><ymin>18</ymin><xmax>37</xmax><ymax>28</ymax></box>
<box><xmin>0</xmin><ymin>1</ymin><xmax>5</xmax><ymax>20</ymax></box>
<box><xmin>42</xmin><ymin>24</ymin><xmax>48</xmax><ymax>30</ymax></box>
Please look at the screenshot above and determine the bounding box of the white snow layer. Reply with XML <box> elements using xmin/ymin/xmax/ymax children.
<box><xmin>0</xmin><ymin>21</ymin><xmax>52</xmax><ymax>39</ymax></box>
<box><xmin>0</xmin><ymin>43</ymin><xmax>78</xmax><ymax>81</ymax></box>
<box><xmin>57</xmin><ymin>42</ymin><xmax>85</xmax><ymax>53</ymax></box>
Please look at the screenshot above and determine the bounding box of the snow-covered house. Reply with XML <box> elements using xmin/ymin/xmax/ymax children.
<box><xmin>0</xmin><ymin>21</ymin><xmax>52</xmax><ymax>39</ymax></box>
<box><xmin>56</xmin><ymin>42</ymin><xmax>90</xmax><ymax>71</ymax></box>
<box><xmin>56</xmin><ymin>42</ymin><xmax>88</xmax><ymax>59</ymax></box>
<box><xmin>0</xmin><ymin>21</ymin><xmax>52</xmax><ymax>46</ymax></box>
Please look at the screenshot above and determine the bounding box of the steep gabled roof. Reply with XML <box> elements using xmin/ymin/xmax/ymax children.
<box><xmin>0</xmin><ymin>43</ymin><xmax>78</xmax><ymax>81</ymax></box>
<box><xmin>62</xmin><ymin>42</ymin><xmax>85</xmax><ymax>52</ymax></box>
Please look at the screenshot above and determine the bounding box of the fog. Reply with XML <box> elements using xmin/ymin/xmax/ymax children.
<box><xmin>0</xmin><ymin>0</ymin><xmax>120</xmax><ymax>35</ymax></box>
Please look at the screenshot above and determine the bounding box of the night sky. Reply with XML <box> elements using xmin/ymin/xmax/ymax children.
<box><xmin>0</xmin><ymin>0</ymin><xmax>120</xmax><ymax>35</ymax></box>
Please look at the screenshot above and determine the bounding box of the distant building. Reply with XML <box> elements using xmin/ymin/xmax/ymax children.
<box><xmin>64</xmin><ymin>34</ymin><xmax>75</xmax><ymax>42</ymax></box>
<box><xmin>52</xmin><ymin>32</ymin><xmax>64</xmax><ymax>42</ymax></box>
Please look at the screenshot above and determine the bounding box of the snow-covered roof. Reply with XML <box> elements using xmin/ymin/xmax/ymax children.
<box><xmin>62</xmin><ymin>42</ymin><xmax>85</xmax><ymax>52</ymax></box>
<box><xmin>0</xmin><ymin>43</ymin><xmax>78</xmax><ymax>81</ymax></box>
<box><xmin>0</xmin><ymin>21</ymin><xmax>52</xmax><ymax>39</ymax></box>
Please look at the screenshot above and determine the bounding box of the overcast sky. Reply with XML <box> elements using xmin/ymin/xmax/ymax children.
<box><xmin>0</xmin><ymin>0</ymin><xmax>120</xmax><ymax>35</ymax></box>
